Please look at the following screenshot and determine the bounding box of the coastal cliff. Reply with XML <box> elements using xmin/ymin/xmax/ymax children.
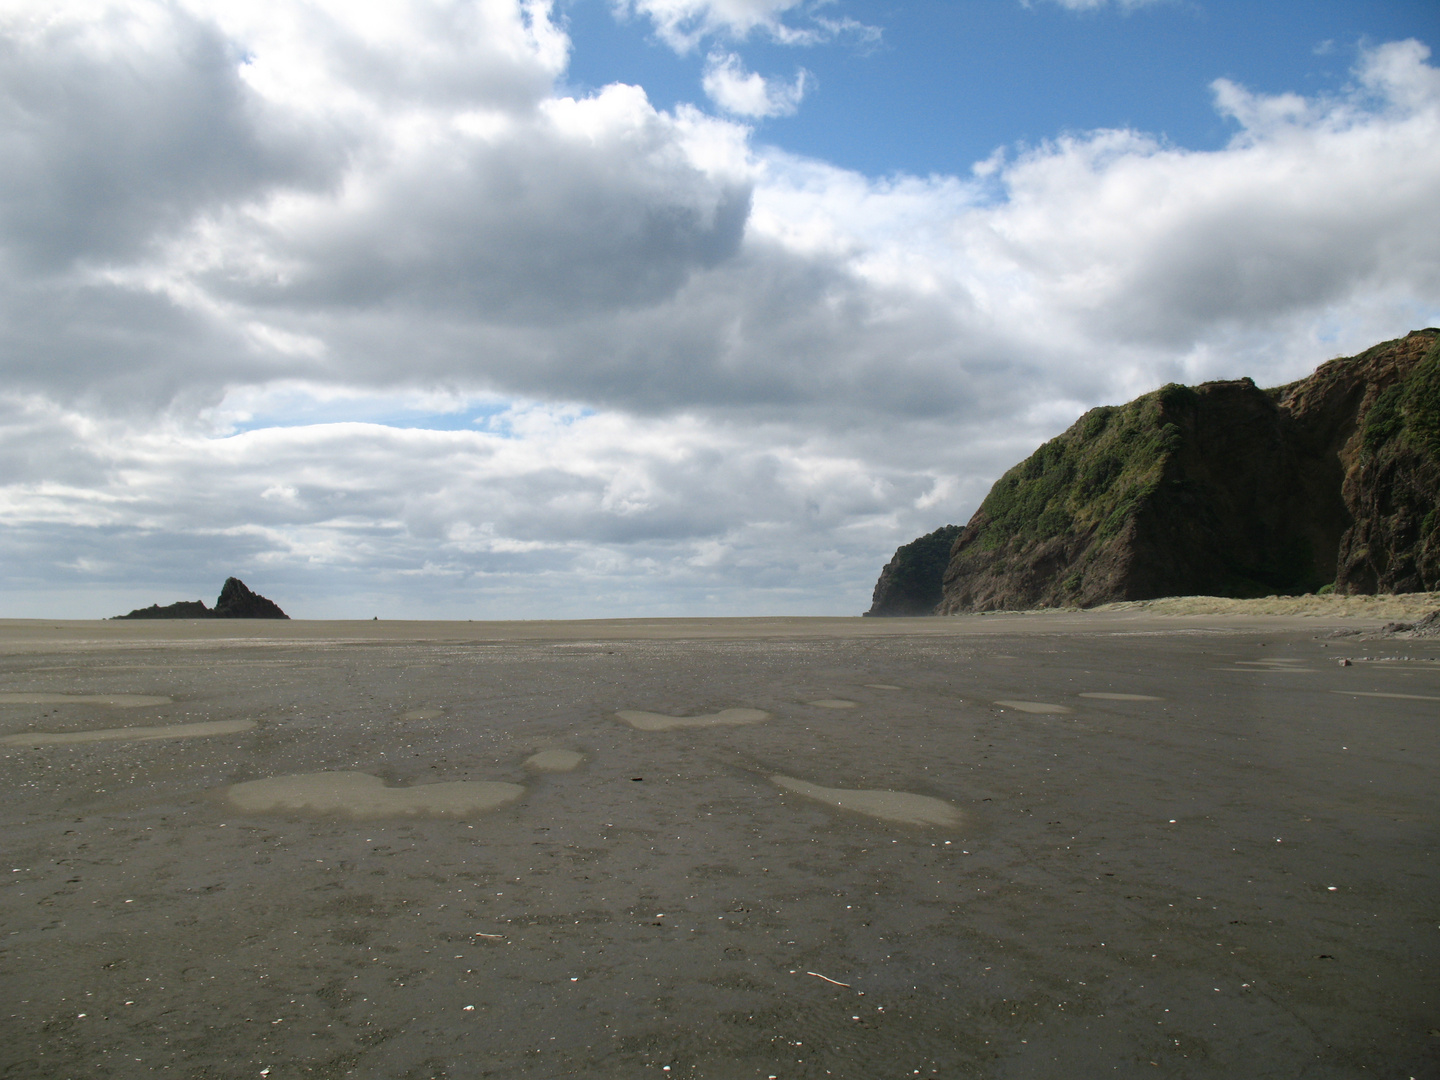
<box><xmin>867</xmin><ymin>330</ymin><xmax>1440</xmax><ymax>614</ymax></box>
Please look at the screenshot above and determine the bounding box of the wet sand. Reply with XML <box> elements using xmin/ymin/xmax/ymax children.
<box><xmin>0</xmin><ymin>612</ymin><xmax>1437</xmax><ymax>1078</ymax></box>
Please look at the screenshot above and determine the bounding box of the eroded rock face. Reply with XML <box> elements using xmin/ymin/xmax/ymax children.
<box><xmin>114</xmin><ymin>578</ymin><xmax>289</xmax><ymax>620</ymax></box>
<box><xmin>873</xmin><ymin>329</ymin><xmax>1438</xmax><ymax>614</ymax></box>
<box><xmin>864</xmin><ymin>524</ymin><xmax>961</xmax><ymax>616</ymax></box>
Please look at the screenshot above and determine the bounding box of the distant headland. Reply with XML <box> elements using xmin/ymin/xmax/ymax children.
<box><xmin>113</xmin><ymin>578</ymin><xmax>289</xmax><ymax>620</ymax></box>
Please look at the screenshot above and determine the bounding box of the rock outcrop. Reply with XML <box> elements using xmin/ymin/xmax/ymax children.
<box><xmin>867</xmin><ymin>330</ymin><xmax>1439</xmax><ymax>614</ymax></box>
<box><xmin>211</xmin><ymin>577</ymin><xmax>288</xmax><ymax>619</ymax></box>
<box><xmin>114</xmin><ymin>600</ymin><xmax>215</xmax><ymax>619</ymax></box>
<box><xmin>115</xmin><ymin>578</ymin><xmax>289</xmax><ymax>620</ymax></box>
<box><xmin>864</xmin><ymin>525</ymin><xmax>961</xmax><ymax>616</ymax></box>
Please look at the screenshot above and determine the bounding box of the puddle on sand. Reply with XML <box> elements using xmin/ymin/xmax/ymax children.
<box><xmin>994</xmin><ymin>700</ymin><xmax>1072</xmax><ymax>715</ymax></box>
<box><xmin>615</xmin><ymin>708</ymin><xmax>768</xmax><ymax>732</ymax></box>
<box><xmin>1079</xmin><ymin>692</ymin><xmax>1163</xmax><ymax>702</ymax></box>
<box><xmin>227</xmin><ymin>772</ymin><xmax>525</xmax><ymax>817</ymax></box>
<box><xmin>2</xmin><ymin>720</ymin><xmax>255</xmax><ymax>747</ymax></box>
<box><xmin>0</xmin><ymin>693</ymin><xmax>172</xmax><ymax>707</ymax></box>
<box><xmin>807</xmin><ymin>699</ymin><xmax>857</xmax><ymax>709</ymax></box>
<box><xmin>770</xmin><ymin>775</ymin><xmax>962</xmax><ymax>827</ymax></box>
<box><xmin>525</xmin><ymin>749</ymin><xmax>585</xmax><ymax>772</ymax></box>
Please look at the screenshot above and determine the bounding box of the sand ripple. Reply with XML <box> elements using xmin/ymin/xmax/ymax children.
<box><xmin>2</xmin><ymin>719</ymin><xmax>255</xmax><ymax>747</ymax></box>
<box><xmin>771</xmin><ymin>775</ymin><xmax>962</xmax><ymax>827</ymax></box>
<box><xmin>227</xmin><ymin>772</ymin><xmax>524</xmax><ymax>817</ymax></box>
<box><xmin>615</xmin><ymin>708</ymin><xmax>768</xmax><ymax>732</ymax></box>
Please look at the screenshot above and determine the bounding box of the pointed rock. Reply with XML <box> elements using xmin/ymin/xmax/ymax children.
<box><xmin>213</xmin><ymin>578</ymin><xmax>289</xmax><ymax>619</ymax></box>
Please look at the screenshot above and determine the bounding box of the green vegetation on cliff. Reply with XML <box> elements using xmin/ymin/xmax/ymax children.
<box><xmin>973</xmin><ymin>390</ymin><xmax>1183</xmax><ymax>554</ymax></box>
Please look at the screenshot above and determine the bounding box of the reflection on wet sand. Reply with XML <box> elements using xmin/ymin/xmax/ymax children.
<box><xmin>525</xmin><ymin>749</ymin><xmax>585</xmax><ymax>772</ymax></box>
<box><xmin>0</xmin><ymin>693</ymin><xmax>172</xmax><ymax>707</ymax></box>
<box><xmin>227</xmin><ymin>772</ymin><xmax>525</xmax><ymax>817</ymax></box>
<box><xmin>615</xmin><ymin>708</ymin><xmax>768</xmax><ymax>731</ymax></box>
<box><xmin>770</xmin><ymin>774</ymin><xmax>962</xmax><ymax>827</ymax></box>
<box><xmin>993</xmin><ymin>700</ymin><xmax>1072</xmax><ymax>714</ymax></box>
<box><xmin>2</xmin><ymin>719</ymin><xmax>255</xmax><ymax>747</ymax></box>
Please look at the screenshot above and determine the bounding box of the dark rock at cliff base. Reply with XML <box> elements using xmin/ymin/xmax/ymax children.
<box><xmin>114</xmin><ymin>578</ymin><xmax>289</xmax><ymax>620</ymax></box>
<box><xmin>1378</xmin><ymin>610</ymin><xmax>1440</xmax><ymax>638</ymax></box>
<box><xmin>869</xmin><ymin>329</ymin><xmax>1439</xmax><ymax>615</ymax></box>
<box><xmin>212</xmin><ymin>577</ymin><xmax>288</xmax><ymax>619</ymax></box>
<box><xmin>864</xmin><ymin>525</ymin><xmax>962</xmax><ymax>616</ymax></box>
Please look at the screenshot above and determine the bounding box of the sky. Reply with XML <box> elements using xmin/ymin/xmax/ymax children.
<box><xmin>2</xmin><ymin>0</ymin><xmax>1438</xmax><ymax>620</ymax></box>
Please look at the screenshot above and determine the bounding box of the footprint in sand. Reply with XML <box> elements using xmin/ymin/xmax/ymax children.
<box><xmin>993</xmin><ymin>700</ymin><xmax>1072</xmax><ymax>715</ymax></box>
<box><xmin>226</xmin><ymin>772</ymin><xmax>524</xmax><ymax>817</ymax></box>
<box><xmin>2</xmin><ymin>719</ymin><xmax>256</xmax><ymax>747</ymax></box>
<box><xmin>1078</xmin><ymin>692</ymin><xmax>1163</xmax><ymax>702</ymax></box>
<box><xmin>615</xmin><ymin>709</ymin><xmax>768</xmax><ymax>732</ymax></box>
<box><xmin>525</xmin><ymin>749</ymin><xmax>585</xmax><ymax>772</ymax></box>
<box><xmin>0</xmin><ymin>693</ymin><xmax>172</xmax><ymax>707</ymax></box>
<box><xmin>770</xmin><ymin>775</ymin><xmax>962</xmax><ymax>828</ymax></box>
<box><xmin>807</xmin><ymin>699</ymin><xmax>857</xmax><ymax>709</ymax></box>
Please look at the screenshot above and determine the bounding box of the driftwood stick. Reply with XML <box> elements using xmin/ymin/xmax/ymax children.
<box><xmin>806</xmin><ymin>971</ymin><xmax>851</xmax><ymax>987</ymax></box>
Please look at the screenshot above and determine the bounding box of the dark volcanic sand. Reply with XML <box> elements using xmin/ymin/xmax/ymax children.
<box><xmin>0</xmin><ymin>614</ymin><xmax>1436</xmax><ymax>1079</ymax></box>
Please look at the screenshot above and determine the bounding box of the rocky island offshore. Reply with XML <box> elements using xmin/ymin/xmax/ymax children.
<box><xmin>868</xmin><ymin>329</ymin><xmax>1440</xmax><ymax>615</ymax></box>
<box><xmin>114</xmin><ymin>577</ymin><xmax>289</xmax><ymax>620</ymax></box>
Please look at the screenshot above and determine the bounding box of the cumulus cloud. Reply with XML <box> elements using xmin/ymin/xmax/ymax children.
<box><xmin>0</xmin><ymin>1</ymin><xmax>1437</xmax><ymax>616</ymax></box>
<box><xmin>702</xmin><ymin>51</ymin><xmax>808</xmax><ymax>116</ymax></box>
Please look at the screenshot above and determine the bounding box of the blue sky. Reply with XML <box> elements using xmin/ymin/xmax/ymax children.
<box><xmin>565</xmin><ymin>0</ymin><xmax>1440</xmax><ymax>174</ymax></box>
<box><xmin>1</xmin><ymin>0</ymin><xmax>1438</xmax><ymax>619</ymax></box>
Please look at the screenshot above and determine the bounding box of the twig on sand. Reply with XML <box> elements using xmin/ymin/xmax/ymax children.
<box><xmin>473</xmin><ymin>932</ymin><xmax>505</xmax><ymax>939</ymax></box>
<box><xmin>806</xmin><ymin>971</ymin><xmax>851</xmax><ymax>987</ymax></box>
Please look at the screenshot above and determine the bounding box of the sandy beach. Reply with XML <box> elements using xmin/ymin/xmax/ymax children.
<box><xmin>1</xmin><ymin>609</ymin><xmax>1436</xmax><ymax>1078</ymax></box>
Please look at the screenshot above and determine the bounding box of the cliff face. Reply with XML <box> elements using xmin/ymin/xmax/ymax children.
<box><xmin>115</xmin><ymin>578</ymin><xmax>289</xmax><ymax>619</ymax></box>
<box><xmin>1325</xmin><ymin>334</ymin><xmax>1440</xmax><ymax>592</ymax></box>
<box><xmin>864</xmin><ymin>525</ymin><xmax>961</xmax><ymax>616</ymax></box>
<box><xmin>910</xmin><ymin>329</ymin><xmax>1439</xmax><ymax>614</ymax></box>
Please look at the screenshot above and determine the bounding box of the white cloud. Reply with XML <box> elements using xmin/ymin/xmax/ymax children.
<box><xmin>1</xmin><ymin>3</ymin><xmax>1438</xmax><ymax>616</ymax></box>
<box><xmin>613</xmin><ymin>0</ymin><xmax>877</xmax><ymax>52</ymax></box>
<box><xmin>1033</xmin><ymin>0</ymin><xmax>1165</xmax><ymax>10</ymax></box>
<box><xmin>702</xmin><ymin>51</ymin><xmax>807</xmax><ymax>117</ymax></box>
